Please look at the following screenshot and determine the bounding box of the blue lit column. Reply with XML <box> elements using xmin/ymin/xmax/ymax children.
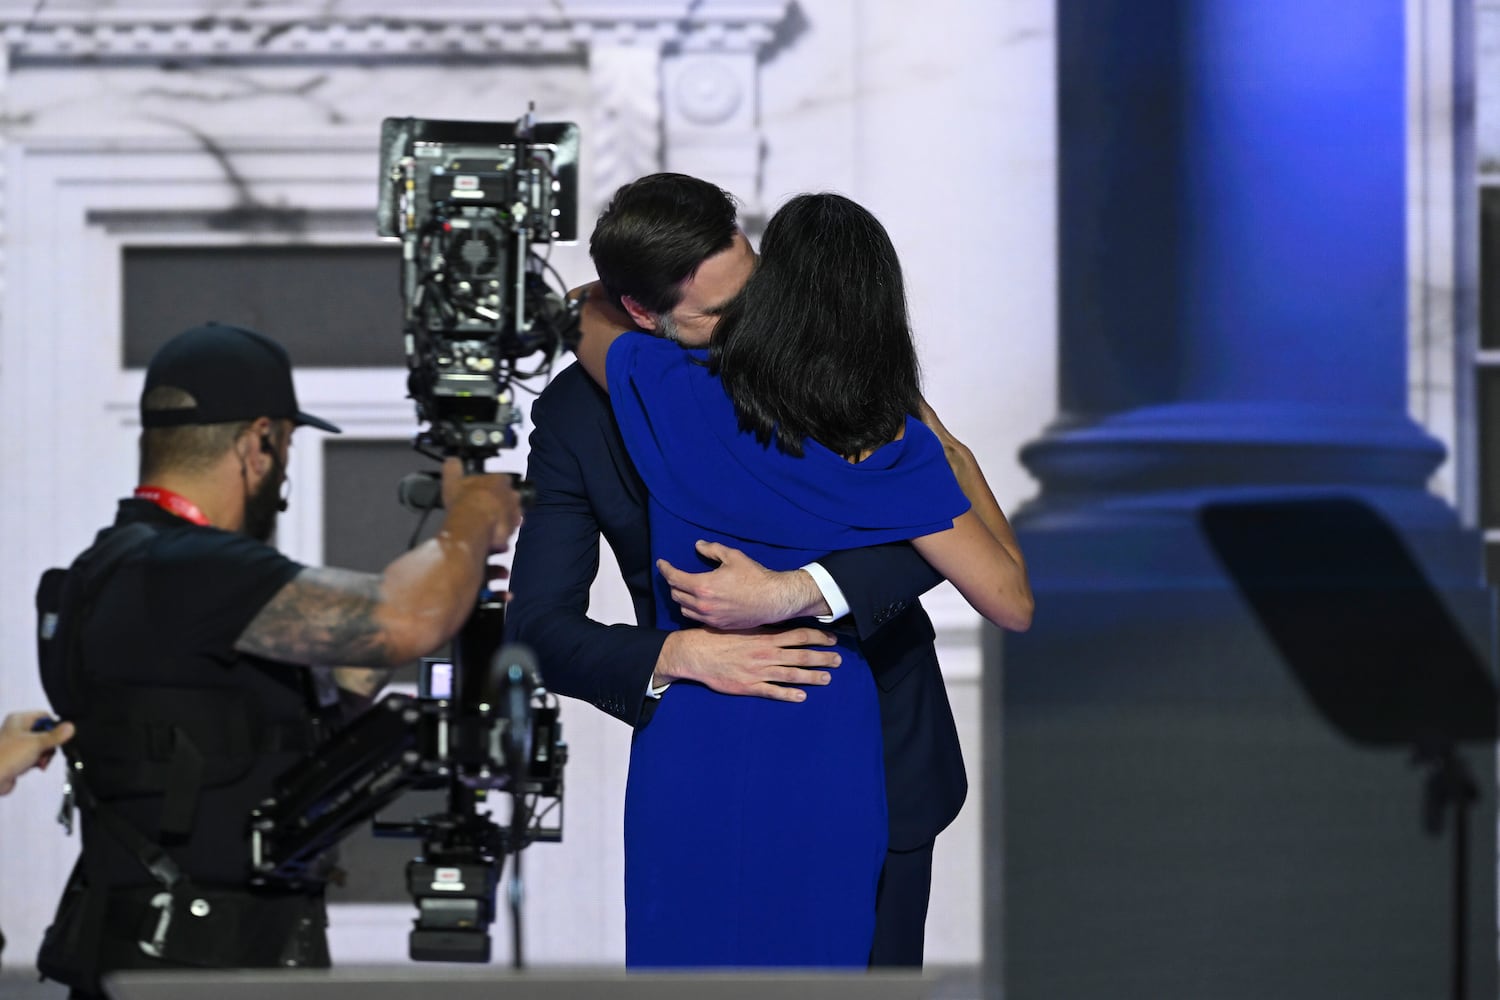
<box><xmin>1029</xmin><ymin>0</ymin><xmax>1457</xmax><ymax>560</ymax></box>
<box><xmin>990</xmin><ymin>3</ymin><xmax>1494</xmax><ymax>998</ymax></box>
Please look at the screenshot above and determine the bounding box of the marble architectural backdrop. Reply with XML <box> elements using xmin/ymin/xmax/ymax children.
<box><xmin>0</xmin><ymin>0</ymin><xmax>1056</xmax><ymax>970</ymax></box>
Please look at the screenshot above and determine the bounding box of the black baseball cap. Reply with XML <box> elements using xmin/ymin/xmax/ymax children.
<box><xmin>140</xmin><ymin>322</ymin><xmax>341</xmax><ymax>433</ymax></box>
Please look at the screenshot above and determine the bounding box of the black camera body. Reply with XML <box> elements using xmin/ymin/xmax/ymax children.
<box><xmin>248</xmin><ymin>113</ymin><xmax>579</xmax><ymax>967</ymax></box>
<box><xmin>377</xmin><ymin>113</ymin><xmax>581</xmax><ymax>461</ymax></box>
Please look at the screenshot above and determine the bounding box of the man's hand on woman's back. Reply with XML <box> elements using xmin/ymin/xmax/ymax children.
<box><xmin>653</xmin><ymin>626</ymin><xmax>841</xmax><ymax>704</ymax></box>
<box><xmin>650</xmin><ymin>541</ymin><xmax>845</xmax><ymax>704</ymax></box>
<box><xmin>657</xmin><ymin>540</ymin><xmax>831</xmax><ymax>630</ymax></box>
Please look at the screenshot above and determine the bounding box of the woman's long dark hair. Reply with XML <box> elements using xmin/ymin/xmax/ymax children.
<box><xmin>709</xmin><ymin>193</ymin><xmax>921</xmax><ymax>460</ymax></box>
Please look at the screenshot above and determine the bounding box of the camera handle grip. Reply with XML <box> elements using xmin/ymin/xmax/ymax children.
<box><xmin>397</xmin><ymin>471</ymin><xmax>534</xmax><ymax>514</ymax></box>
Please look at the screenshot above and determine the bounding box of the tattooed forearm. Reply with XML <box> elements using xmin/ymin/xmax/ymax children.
<box><xmin>236</xmin><ymin>567</ymin><xmax>395</xmax><ymax>667</ymax></box>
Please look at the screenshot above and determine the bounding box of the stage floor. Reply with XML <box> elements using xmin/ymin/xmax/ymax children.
<box><xmin>0</xmin><ymin>965</ymin><xmax>985</xmax><ymax>999</ymax></box>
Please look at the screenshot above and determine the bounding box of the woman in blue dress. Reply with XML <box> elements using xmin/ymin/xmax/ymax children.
<box><xmin>574</xmin><ymin>192</ymin><xmax>1033</xmax><ymax>968</ymax></box>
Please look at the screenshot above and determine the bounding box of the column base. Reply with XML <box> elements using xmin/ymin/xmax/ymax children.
<box><xmin>1014</xmin><ymin>401</ymin><xmax>1477</xmax><ymax>587</ymax></box>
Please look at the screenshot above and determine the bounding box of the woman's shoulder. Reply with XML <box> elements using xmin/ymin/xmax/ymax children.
<box><xmin>803</xmin><ymin>413</ymin><xmax>943</xmax><ymax>471</ymax></box>
<box><xmin>607</xmin><ymin>329</ymin><xmax>679</xmax><ymax>367</ymax></box>
<box><xmin>607</xmin><ymin>331</ymin><xmax>711</xmax><ymax>393</ymax></box>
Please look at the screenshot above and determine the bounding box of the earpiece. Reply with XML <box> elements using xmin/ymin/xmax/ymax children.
<box><xmin>258</xmin><ymin>431</ymin><xmax>290</xmax><ymax>512</ymax></box>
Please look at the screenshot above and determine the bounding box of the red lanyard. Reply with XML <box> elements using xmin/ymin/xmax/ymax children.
<box><xmin>133</xmin><ymin>486</ymin><xmax>211</xmax><ymax>527</ymax></box>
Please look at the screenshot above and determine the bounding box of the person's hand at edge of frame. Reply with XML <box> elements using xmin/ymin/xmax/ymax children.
<box><xmin>0</xmin><ymin>710</ymin><xmax>76</xmax><ymax>797</ymax></box>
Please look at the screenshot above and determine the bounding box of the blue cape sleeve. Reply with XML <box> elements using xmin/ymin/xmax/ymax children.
<box><xmin>606</xmin><ymin>332</ymin><xmax>970</xmax><ymax>551</ymax></box>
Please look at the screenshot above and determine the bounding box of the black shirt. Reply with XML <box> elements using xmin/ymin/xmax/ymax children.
<box><xmin>45</xmin><ymin>498</ymin><xmax>309</xmax><ymax>888</ymax></box>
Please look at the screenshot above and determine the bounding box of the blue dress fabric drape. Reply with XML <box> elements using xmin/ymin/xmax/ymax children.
<box><xmin>606</xmin><ymin>333</ymin><xmax>968</xmax><ymax>967</ymax></box>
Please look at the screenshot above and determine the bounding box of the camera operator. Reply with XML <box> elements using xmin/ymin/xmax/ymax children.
<box><xmin>36</xmin><ymin>322</ymin><xmax>522</xmax><ymax>998</ymax></box>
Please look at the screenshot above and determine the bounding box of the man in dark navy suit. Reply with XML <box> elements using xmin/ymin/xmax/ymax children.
<box><xmin>504</xmin><ymin>173</ymin><xmax>967</xmax><ymax>966</ymax></box>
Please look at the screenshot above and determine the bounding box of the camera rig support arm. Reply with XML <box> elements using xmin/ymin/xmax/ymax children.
<box><xmin>247</xmin><ymin>647</ymin><xmax>566</xmax><ymax>963</ymax></box>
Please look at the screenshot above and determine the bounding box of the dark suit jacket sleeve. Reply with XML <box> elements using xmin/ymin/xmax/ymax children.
<box><xmin>504</xmin><ymin>410</ymin><xmax>667</xmax><ymax>729</ymax></box>
<box><xmin>819</xmin><ymin>542</ymin><xmax>944</xmax><ymax>642</ymax></box>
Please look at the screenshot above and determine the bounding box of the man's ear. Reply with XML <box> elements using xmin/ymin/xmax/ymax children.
<box><xmin>241</xmin><ymin>417</ymin><xmax>274</xmax><ymax>465</ymax></box>
<box><xmin>619</xmin><ymin>295</ymin><xmax>659</xmax><ymax>332</ymax></box>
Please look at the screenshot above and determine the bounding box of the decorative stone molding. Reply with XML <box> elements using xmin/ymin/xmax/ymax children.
<box><xmin>663</xmin><ymin>50</ymin><xmax>764</xmax><ymax>213</ymax></box>
<box><xmin>0</xmin><ymin>1</ymin><xmax>791</xmax><ymax>257</ymax></box>
<box><xmin>589</xmin><ymin>44</ymin><xmax>665</xmax><ymax>210</ymax></box>
<box><xmin>0</xmin><ymin>2</ymin><xmax>789</xmax><ymax>62</ymax></box>
<box><xmin>671</xmin><ymin>57</ymin><xmax>748</xmax><ymax>128</ymax></box>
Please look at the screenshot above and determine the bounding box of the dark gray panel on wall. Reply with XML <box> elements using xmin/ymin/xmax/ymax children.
<box><xmin>321</xmin><ymin>437</ymin><xmax>441</xmax><ymax>575</ymax></box>
<box><xmin>321</xmin><ymin>437</ymin><xmax>449</xmax><ymax>905</ymax></box>
<box><xmin>1482</xmin><ymin>189</ymin><xmax>1500</xmax><ymax>352</ymax></box>
<box><xmin>122</xmin><ymin>245</ymin><xmax>403</xmax><ymax>368</ymax></box>
<box><xmin>1478</xmin><ymin>369</ymin><xmax>1500</xmax><ymax>532</ymax></box>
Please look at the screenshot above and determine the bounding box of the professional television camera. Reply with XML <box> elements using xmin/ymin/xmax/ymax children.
<box><xmin>377</xmin><ymin>108</ymin><xmax>581</xmax><ymax>462</ymax></box>
<box><xmin>248</xmin><ymin>109</ymin><xmax>580</xmax><ymax>966</ymax></box>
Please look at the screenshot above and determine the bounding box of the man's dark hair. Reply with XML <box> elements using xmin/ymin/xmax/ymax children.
<box><xmin>709</xmin><ymin>193</ymin><xmax>921</xmax><ymax>461</ymax></box>
<box><xmin>590</xmin><ymin>173</ymin><xmax>739</xmax><ymax>316</ymax></box>
<box><xmin>138</xmin><ymin>385</ymin><xmax>252</xmax><ymax>481</ymax></box>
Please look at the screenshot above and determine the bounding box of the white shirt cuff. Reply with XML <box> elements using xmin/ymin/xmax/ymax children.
<box><xmin>802</xmin><ymin>561</ymin><xmax>851</xmax><ymax>623</ymax></box>
<box><xmin>647</xmin><ymin>679</ymin><xmax>671</xmax><ymax>699</ymax></box>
